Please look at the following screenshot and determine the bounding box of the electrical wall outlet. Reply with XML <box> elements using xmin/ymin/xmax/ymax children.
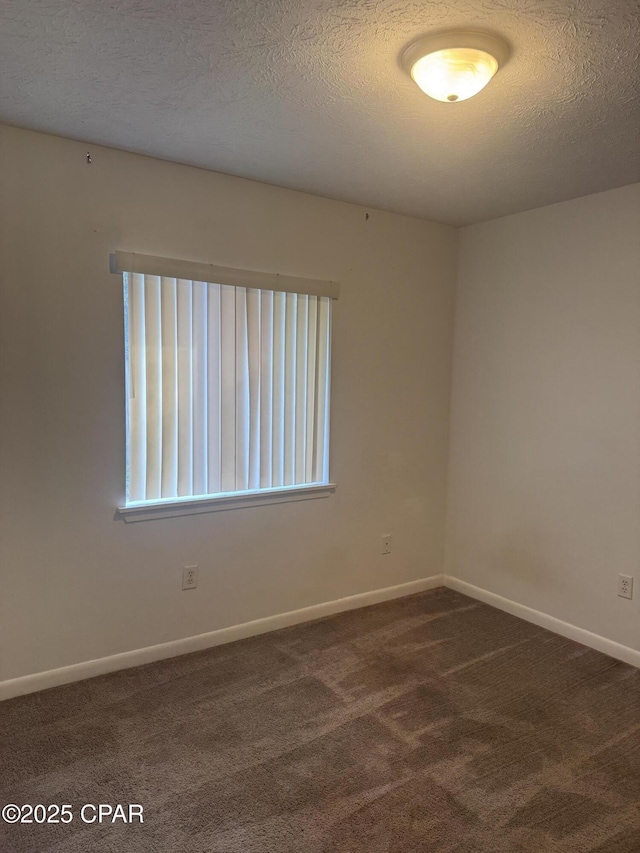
<box><xmin>381</xmin><ymin>534</ymin><xmax>392</xmax><ymax>555</ymax></box>
<box><xmin>182</xmin><ymin>565</ymin><xmax>199</xmax><ymax>590</ymax></box>
<box><xmin>618</xmin><ymin>574</ymin><xmax>633</xmax><ymax>599</ymax></box>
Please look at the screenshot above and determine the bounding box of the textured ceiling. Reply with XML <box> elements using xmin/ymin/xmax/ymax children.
<box><xmin>1</xmin><ymin>0</ymin><xmax>639</xmax><ymax>225</ymax></box>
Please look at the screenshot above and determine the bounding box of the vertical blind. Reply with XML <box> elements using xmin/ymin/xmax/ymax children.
<box><xmin>124</xmin><ymin>273</ymin><xmax>332</xmax><ymax>504</ymax></box>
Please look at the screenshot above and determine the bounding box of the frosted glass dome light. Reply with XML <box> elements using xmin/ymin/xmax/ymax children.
<box><xmin>402</xmin><ymin>31</ymin><xmax>510</xmax><ymax>103</ymax></box>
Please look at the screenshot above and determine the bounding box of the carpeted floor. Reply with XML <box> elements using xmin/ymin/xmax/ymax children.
<box><xmin>2</xmin><ymin>587</ymin><xmax>639</xmax><ymax>852</ymax></box>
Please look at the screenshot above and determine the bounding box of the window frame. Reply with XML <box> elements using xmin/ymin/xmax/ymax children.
<box><xmin>112</xmin><ymin>252</ymin><xmax>338</xmax><ymax>521</ymax></box>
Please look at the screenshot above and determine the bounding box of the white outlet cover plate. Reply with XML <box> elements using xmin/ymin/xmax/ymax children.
<box><xmin>182</xmin><ymin>565</ymin><xmax>199</xmax><ymax>590</ymax></box>
<box><xmin>618</xmin><ymin>574</ymin><xmax>633</xmax><ymax>599</ymax></box>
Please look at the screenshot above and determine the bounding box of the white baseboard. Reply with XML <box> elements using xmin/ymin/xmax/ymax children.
<box><xmin>3</xmin><ymin>572</ymin><xmax>638</xmax><ymax>701</ymax></box>
<box><xmin>0</xmin><ymin>575</ymin><xmax>445</xmax><ymax>701</ymax></box>
<box><xmin>443</xmin><ymin>575</ymin><xmax>640</xmax><ymax>669</ymax></box>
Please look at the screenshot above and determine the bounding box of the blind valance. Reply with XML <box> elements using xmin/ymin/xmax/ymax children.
<box><xmin>110</xmin><ymin>251</ymin><xmax>339</xmax><ymax>300</ymax></box>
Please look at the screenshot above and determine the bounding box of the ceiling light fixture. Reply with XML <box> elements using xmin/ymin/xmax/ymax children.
<box><xmin>401</xmin><ymin>30</ymin><xmax>510</xmax><ymax>103</ymax></box>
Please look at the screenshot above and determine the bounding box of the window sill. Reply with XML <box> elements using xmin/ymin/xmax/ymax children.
<box><xmin>116</xmin><ymin>482</ymin><xmax>336</xmax><ymax>523</ymax></box>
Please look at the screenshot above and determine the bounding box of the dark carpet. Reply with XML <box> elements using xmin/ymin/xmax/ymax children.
<box><xmin>2</xmin><ymin>587</ymin><xmax>639</xmax><ymax>852</ymax></box>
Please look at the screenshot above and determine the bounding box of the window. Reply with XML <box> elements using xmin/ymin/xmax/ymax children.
<box><xmin>113</xmin><ymin>252</ymin><xmax>338</xmax><ymax>519</ymax></box>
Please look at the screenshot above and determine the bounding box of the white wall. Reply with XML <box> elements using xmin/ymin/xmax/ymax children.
<box><xmin>0</xmin><ymin>125</ymin><xmax>457</xmax><ymax>682</ymax></box>
<box><xmin>446</xmin><ymin>184</ymin><xmax>640</xmax><ymax>651</ymax></box>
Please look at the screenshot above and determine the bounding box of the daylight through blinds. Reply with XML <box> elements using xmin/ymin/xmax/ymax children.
<box><xmin>124</xmin><ymin>273</ymin><xmax>331</xmax><ymax>503</ymax></box>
